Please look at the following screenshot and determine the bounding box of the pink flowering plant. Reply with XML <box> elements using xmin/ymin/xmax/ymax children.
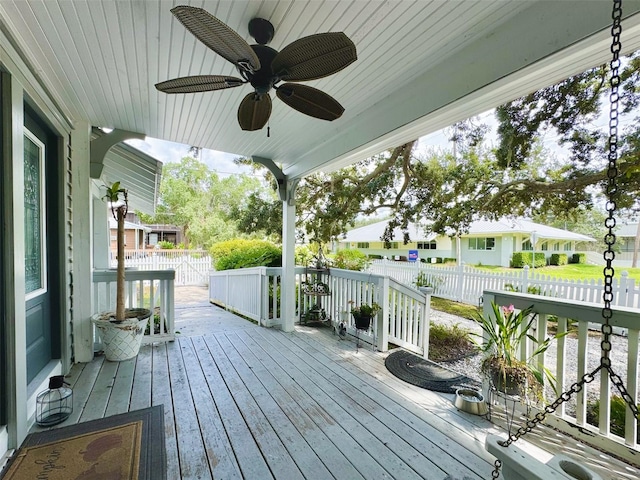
<box><xmin>474</xmin><ymin>302</ymin><xmax>565</xmax><ymax>398</ymax></box>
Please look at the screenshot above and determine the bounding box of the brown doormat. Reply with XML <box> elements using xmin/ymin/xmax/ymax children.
<box><xmin>1</xmin><ymin>405</ymin><xmax>165</xmax><ymax>480</ymax></box>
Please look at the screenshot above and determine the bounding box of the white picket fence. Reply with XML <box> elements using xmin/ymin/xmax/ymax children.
<box><xmin>113</xmin><ymin>249</ymin><xmax>212</xmax><ymax>286</ymax></box>
<box><xmin>368</xmin><ymin>260</ymin><xmax>640</xmax><ymax>308</ymax></box>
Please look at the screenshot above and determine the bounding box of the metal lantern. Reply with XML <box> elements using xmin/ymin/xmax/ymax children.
<box><xmin>35</xmin><ymin>375</ymin><xmax>73</xmax><ymax>426</ymax></box>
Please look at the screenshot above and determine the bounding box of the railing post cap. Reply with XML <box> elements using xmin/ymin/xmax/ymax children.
<box><xmin>418</xmin><ymin>286</ymin><xmax>433</xmax><ymax>294</ymax></box>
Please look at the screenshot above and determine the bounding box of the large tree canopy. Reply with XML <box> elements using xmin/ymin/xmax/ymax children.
<box><xmin>234</xmin><ymin>51</ymin><xmax>640</xmax><ymax>250</ymax></box>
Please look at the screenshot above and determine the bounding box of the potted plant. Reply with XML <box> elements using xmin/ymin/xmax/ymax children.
<box><xmin>92</xmin><ymin>182</ymin><xmax>151</xmax><ymax>361</ymax></box>
<box><xmin>474</xmin><ymin>302</ymin><xmax>564</xmax><ymax>400</ymax></box>
<box><xmin>349</xmin><ymin>301</ymin><xmax>381</xmax><ymax>330</ymax></box>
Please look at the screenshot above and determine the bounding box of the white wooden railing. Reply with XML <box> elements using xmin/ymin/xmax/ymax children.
<box><xmin>92</xmin><ymin>269</ymin><xmax>176</xmax><ymax>344</ymax></box>
<box><xmin>209</xmin><ymin>267</ymin><xmax>432</xmax><ymax>356</ymax></box>
<box><xmin>113</xmin><ymin>249</ymin><xmax>211</xmax><ymax>286</ymax></box>
<box><xmin>482</xmin><ymin>290</ymin><xmax>640</xmax><ymax>464</ymax></box>
<box><xmin>369</xmin><ymin>260</ymin><xmax>640</xmax><ymax>308</ymax></box>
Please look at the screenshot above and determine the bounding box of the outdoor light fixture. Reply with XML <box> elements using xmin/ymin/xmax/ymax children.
<box><xmin>35</xmin><ymin>375</ymin><xmax>73</xmax><ymax>426</ymax></box>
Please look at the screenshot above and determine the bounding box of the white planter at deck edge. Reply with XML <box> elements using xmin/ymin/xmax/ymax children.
<box><xmin>92</xmin><ymin>309</ymin><xmax>150</xmax><ymax>361</ymax></box>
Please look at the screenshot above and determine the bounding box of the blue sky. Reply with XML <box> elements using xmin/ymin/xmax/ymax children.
<box><xmin>125</xmin><ymin>106</ymin><xmax>610</xmax><ymax>176</ymax></box>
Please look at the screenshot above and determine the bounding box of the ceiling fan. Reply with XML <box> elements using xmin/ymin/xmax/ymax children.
<box><xmin>155</xmin><ymin>6</ymin><xmax>357</xmax><ymax>131</ymax></box>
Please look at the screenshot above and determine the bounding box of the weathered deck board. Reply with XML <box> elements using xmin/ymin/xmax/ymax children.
<box><xmin>166</xmin><ymin>339</ymin><xmax>212</xmax><ymax>480</ymax></box>
<box><xmin>272</xmin><ymin>328</ymin><xmax>490</xmax><ymax>478</ymax></box>
<box><xmin>179</xmin><ymin>337</ymin><xmax>243</xmax><ymax>479</ymax></box>
<box><xmin>105</xmin><ymin>357</ymin><xmax>136</xmax><ymax>417</ymax></box>
<box><xmin>190</xmin><ymin>336</ymin><xmax>273</xmax><ymax>479</ymax></box>
<box><xmin>289</xmin><ymin>326</ymin><xmax>495</xmax><ymax>463</ymax></box>
<box><xmin>151</xmin><ymin>343</ymin><xmax>181</xmax><ymax>480</ymax></box>
<box><xmin>204</xmin><ymin>335</ymin><xmax>306</xmax><ymax>480</ymax></box>
<box><xmin>226</xmin><ymin>331</ymin><xmax>367</xmax><ymax>480</ymax></box>
<box><xmin>55</xmin><ymin>313</ymin><xmax>640</xmax><ymax>480</ymax></box>
<box><xmin>246</xmin><ymin>329</ymin><xmax>441</xmax><ymax>479</ymax></box>
<box><xmin>215</xmin><ymin>334</ymin><xmax>335</xmax><ymax>480</ymax></box>
<box><xmin>129</xmin><ymin>342</ymin><xmax>152</xmax><ymax>411</ymax></box>
<box><xmin>255</xmin><ymin>327</ymin><xmax>488</xmax><ymax>479</ymax></box>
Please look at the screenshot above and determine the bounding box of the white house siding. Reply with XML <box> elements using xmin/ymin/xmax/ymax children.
<box><xmin>0</xmin><ymin>32</ymin><xmax>82</xmax><ymax>460</ymax></box>
<box><xmin>460</xmin><ymin>235</ymin><xmax>503</xmax><ymax>266</ymax></box>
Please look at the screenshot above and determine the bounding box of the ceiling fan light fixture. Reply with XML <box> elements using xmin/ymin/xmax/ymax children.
<box><xmin>248</xmin><ymin>18</ymin><xmax>275</xmax><ymax>45</ymax></box>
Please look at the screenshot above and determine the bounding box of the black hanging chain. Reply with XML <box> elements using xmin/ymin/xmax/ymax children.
<box><xmin>491</xmin><ymin>0</ymin><xmax>639</xmax><ymax>477</ymax></box>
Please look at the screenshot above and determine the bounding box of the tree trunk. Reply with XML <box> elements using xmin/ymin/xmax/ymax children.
<box><xmin>633</xmin><ymin>221</ymin><xmax>640</xmax><ymax>268</ymax></box>
<box><xmin>116</xmin><ymin>207</ymin><xmax>126</xmax><ymax>321</ymax></box>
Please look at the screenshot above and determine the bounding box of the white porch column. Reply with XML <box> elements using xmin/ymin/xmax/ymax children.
<box><xmin>281</xmin><ymin>194</ymin><xmax>296</xmax><ymax>332</ymax></box>
<box><xmin>71</xmin><ymin>122</ymin><xmax>94</xmax><ymax>363</ymax></box>
<box><xmin>3</xmin><ymin>72</ymin><xmax>28</xmax><ymax>448</ymax></box>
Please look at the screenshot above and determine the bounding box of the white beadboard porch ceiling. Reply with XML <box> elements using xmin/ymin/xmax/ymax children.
<box><xmin>3</xmin><ymin>1</ymin><xmax>640</xmax><ymax>180</ymax></box>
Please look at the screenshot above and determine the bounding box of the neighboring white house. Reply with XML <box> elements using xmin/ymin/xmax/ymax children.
<box><xmin>338</xmin><ymin>218</ymin><xmax>595</xmax><ymax>267</ymax></box>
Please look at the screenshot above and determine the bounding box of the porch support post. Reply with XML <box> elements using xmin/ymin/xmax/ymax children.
<box><xmin>71</xmin><ymin>122</ymin><xmax>94</xmax><ymax>363</ymax></box>
<box><xmin>251</xmin><ymin>156</ymin><xmax>299</xmax><ymax>332</ymax></box>
<box><xmin>3</xmin><ymin>72</ymin><xmax>28</xmax><ymax>447</ymax></box>
<box><xmin>281</xmin><ymin>180</ymin><xmax>298</xmax><ymax>332</ymax></box>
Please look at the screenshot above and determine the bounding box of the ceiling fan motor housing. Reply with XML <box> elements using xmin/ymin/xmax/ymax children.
<box><xmin>246</xmin><ymin>44</ymin><xmax>279</xmax><ymax>94</ymax></box>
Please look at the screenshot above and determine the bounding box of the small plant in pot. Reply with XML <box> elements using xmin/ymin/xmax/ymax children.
<box><xmin>92</xmin><ymin>182</ymin><xmax>151</xmax><ymax>361</ymax></box>
<box><xmin>349</xmin><ymin>301</ymin><xmax>380</xmax><ymax>331</ymax></box>
<box><xmin>474</xmin><ymin>302</ymin><xmax>564</xmax><ymax>401</ymax></box>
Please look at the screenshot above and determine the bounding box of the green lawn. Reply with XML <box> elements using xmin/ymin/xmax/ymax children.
<box><xmin>470</xmin><ymin>263</ymin><xmax>640</xmax><ymax>282</ymax></box>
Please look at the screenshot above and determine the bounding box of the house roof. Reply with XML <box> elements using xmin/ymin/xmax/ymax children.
<box><xmin>4</xmin><ymin>1</ymin><xmax>640</xmax><ymax>180</ymax></box>
<box><xmin>617</xmin><ymin>223</ymin><xmax>639</xmax><ymax>237</ymax></box>
<box><xmin>97</xmin><ymin>128</ymin><xmax>162</xmax><ymax>216</ymax></box>
<box><xmin>342</xmin><ymin>218</ymin><xmax>595</xmax><ymax>243</ymax></box>
<box><xmin>108</xmin><ymin>218</ymin><xmax>152</xmax><ymax>233</ymax></box>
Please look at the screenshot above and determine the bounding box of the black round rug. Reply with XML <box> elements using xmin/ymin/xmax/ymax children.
<box><xmin>384</xmin><ymin>349</ymin><xmax>479</xmax><ymax>393</ymax></box>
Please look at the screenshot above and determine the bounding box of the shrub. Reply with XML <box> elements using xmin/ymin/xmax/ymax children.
<box><xmin>332</xmin><ymin>249</ymin><xmax>370</xmax><ymax>271</ymax></box>
<box><xmin>511</xmin><ymin>252</ymin><xmax>546</xmax><ymax>268</ymax></box>
<box><xmin>428</xmin><ymin>322</ymin><xmax>475</xmax><ymax>362</ymax></box>
<box><xmin>157</xmin><ymin>240</ymin><xmax>174</xmax><ymax>249</ymax></box>
<box><xmin>443</xmin><ymin>257</ymin><xmax>456</xmax><ymax>264</ymax></box>
<box><xmin>210</xmin><ymin>239</ymin><xmax>281</xmax><ymax>270</ymax></box>
<box><xmin>571</xmin><ymin>252</ymin><xmax>586</xmax><ymax>264</ymax></box>
<box><xmin>435</xmin><ymin>257</ymin><xmax>443</xmax><ymax>264</ymax></box>
<box><xmin>549</xmin><ymin>253</ymin><xmax>568</xmax><ymax>266</ymax></box>
<box><xmin>587</xmin><ymin>395</ymin><xmax>639</xmax><ymax>440</ymax></box>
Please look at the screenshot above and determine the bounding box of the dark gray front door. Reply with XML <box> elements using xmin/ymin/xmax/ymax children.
<box><xmin>24</xmin><ymin>106</ymin><xmax>61</xmax><ymax>385</ymax></box>
<box><xmin>24</xmin><ymin>129</ymin><xmax>52</xmax><ymax>383</ymax></box>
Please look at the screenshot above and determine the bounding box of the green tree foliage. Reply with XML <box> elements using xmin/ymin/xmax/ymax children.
<box><xmin>138</xmin><ymin>156</ymin><xmax>265</xmax><ymax>248</ymax></box>
<box><xmin>210</xmin><ymin>239</ymin><xmax>281</xmax><ymax>271</ymax></box>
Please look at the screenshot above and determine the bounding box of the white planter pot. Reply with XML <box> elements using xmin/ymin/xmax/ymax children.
<box><xmin>92</xmin><ymin>309</ymin><xmax>150</xmax><ymax>361</ymax></box>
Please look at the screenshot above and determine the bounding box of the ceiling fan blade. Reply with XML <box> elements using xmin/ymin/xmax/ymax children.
<box><xmin>276</xmin><ymin>83</ymin><xmax>344</xmax><ymax>121</ymax></box>
<box><xmin>238</xmin><ymin>93</ymin><xmax>272</xmax><ymax>131</ymax></box>
<box><xmin>155</xmin><ymin>75</ymin><xmax>244</xmax><ymax>93</ymax></box>
<box><xmin>171</xmin><ymin>6</ymin><xmax>260</xmax><ymax>72</ymax></box>
<box><xmin>272</xmin><ymin>32</ymin><xmax>357</xmax><ymax>82</ymax></box>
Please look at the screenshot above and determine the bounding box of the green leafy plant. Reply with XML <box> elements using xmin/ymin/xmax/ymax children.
<box><xmin>349</xmin><ymin>301</ymin><xmax>380</xmax><ymax>317</ymax></box>
<box><xmin>474</xmin><ymin>302</ymin><xmax>565</xmax><ymax>399</ymax></box>
<box><xmin>414</xmin><ymin>271</ymin><xmax>432</xmax><ymax>288</ymax></box>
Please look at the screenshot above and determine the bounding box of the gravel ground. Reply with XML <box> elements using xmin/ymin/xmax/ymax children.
<box><xmin>430</xmin><ymin>308</ymin><xmax>636</xmax><ymax>415</ymax></box>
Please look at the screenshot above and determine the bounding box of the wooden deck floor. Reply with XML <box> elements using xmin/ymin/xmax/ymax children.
<box><xmin>61</xmin><ymin>320</ymin><xmax>500</xmax><ymax>479</ymax></box>
<box><xmin>52</xmin><ymin>286</ymin><xmax>640</xmax><ymax>480</ymax></box>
